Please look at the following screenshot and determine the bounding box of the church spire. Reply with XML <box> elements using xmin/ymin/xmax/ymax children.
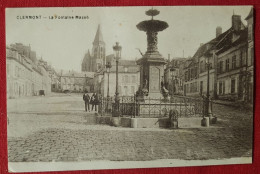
<box><xmin>93</xmin><ymin>24</ymin><xmax>104</xmax><ymax>45</ymax></box>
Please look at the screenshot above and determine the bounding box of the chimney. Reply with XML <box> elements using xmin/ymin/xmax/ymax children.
<box><xmin>232</xmin><ymin>15</ymin><xmax>241</xmax><ymax>31</ymax></box>
<box><xmin>216</xmin><ymin>26</ymin><xmax>222</xmax><ymax>37</ymax></box>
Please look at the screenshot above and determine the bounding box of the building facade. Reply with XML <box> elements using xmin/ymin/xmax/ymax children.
<box><xmin>98</xmin><ymin>59</ymin><xmax>140</xmax><ymax>97</ymax></box>
<box><xmin>215</xmin><ymin>15</ymin><xmax>248</xmax><ymax>101</ymax></box>
<box><xmin>59</xmin><ymin>71</ymin><xmax>94</xmax><ymax>93</ymax></box>
<box><xmin>183</xmin><ymin>12</ymin><xmax>251</xmax><ymax>102</ymax></box>
<box><xmin>245</xmin><ymin>8</ymin><xmax>254</xmax><ymax>103</ymax></box>
<box><xmin>6</xmin><ymin>45</ymin><xmax>51</xmax><ymax>99</ymax></box>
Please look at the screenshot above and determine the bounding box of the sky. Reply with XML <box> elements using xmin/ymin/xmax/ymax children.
<box><xmin>6</xmin><ymin>6</ymin><xmax>252</xmax><ymax>72</ymax></box>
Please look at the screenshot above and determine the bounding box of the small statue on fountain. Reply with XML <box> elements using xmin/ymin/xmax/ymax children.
<box><xmin>142</xmin><ymin>79</ymin><xmax>149</xmax><ymax>96</ymax></box>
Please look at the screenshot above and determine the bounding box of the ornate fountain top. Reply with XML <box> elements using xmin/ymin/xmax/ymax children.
<box><xmin>145</xmin><ymin>8</ymin><xmax>160</xmax><ymax>19</ymax></box>
<box><xmin>136</xmin><ymin>7</ymin><xmax>169</xmax><ymax>53</ymax></box>
<box><xmin>137</xmin><ymin>8</ymin><xmax>168</xmax><ymax>32</ymax></box>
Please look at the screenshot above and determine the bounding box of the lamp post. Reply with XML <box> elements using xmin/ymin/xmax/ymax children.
<box><xmin>205</xmin><ymin>57</ymin><xmax>212</xmax><ymax>119</ymax></box>
<box><xmin>112</xmin><ymin>42</ymin><xmax>122</xmax><ymax>117</ymax></box>
<box><xmin>106</xmin><ymin>61</ymin><xmax>112</xmax><ymax>97</ymax></box>
<box><xmin>105</xmin><ymin>61</ymin><xmax>112</xmax><ymax>112</ymax></box>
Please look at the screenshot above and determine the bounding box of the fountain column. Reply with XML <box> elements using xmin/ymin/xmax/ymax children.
<box><xmin>136</xmin><ymin>8</ymin><xmax>169</xmax><ymax>99</ymax></box>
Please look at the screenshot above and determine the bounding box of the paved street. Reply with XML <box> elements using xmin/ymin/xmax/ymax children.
<box><xmin>7</xmin><ymin>93</ymin><xmax>253</xmax><ymax>162</ymax></box>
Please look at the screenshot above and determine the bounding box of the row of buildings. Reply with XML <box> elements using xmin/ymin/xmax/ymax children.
<box><xmin>7</xmin><ymin>8</ymin><xmax>253</xmax><ymax>103</ymax></box>
<box><xmin>79</xmin><ymin>8</ymin><xmax>253</xmax><ymax>103</ymax></box>
<box><xmin>6</xmin><ymin>43</ymin><xmax>52</xmax><ymax>98</ymax></box>
<box><xmin>165</xmin><ymin>9</ymin><xmax>254</xmax><ymax>103</ymax></box>
<box><xmin>58</xmin><ymin>70</ymin><xmax>94</xmax><ymax>93</ymax></box>
<box><xmin>6</xmin><ymin>43</ymin><xmax>95</xmax><ymax>98</ymax></box>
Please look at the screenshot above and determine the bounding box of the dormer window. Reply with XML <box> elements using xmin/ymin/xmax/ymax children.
<box><xmin>232</xmin><ymin>33</ymin><xmax>240</xmax><ymax>43</ymax></box>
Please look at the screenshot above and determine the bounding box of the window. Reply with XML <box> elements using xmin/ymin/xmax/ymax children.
<box><xmin>240</xmin><ymin>51</ymin><xmax>243</xmax><ymax>67</ymax></box>
<box><xmin>231</xmin><ymin>79</ymin><xmax>236</xmax><ymax>94</ymax></box>
<box><xmin>219</xmin><ymin>81</ymin><xmax>225</xmax><ymax>95</ymax></box>
<box><xmin>124</xmin><ymin>67</ymin><xmax>128</xmax><ymax>72</ymax></box>
<box><xmin>219</xmin><ymin>82</ymin><xmax>223</xmax><ymax>94</ymax></box>
<box><xmin>125</xmin><ymin>75</ymin><xmax>128</xmax><ymax>83</ymax></box>
<box><xmin>124</xmin><ymin>86</ymin><xmax>128</xmax><ymax>96</ymax></box>
<box><xmin>194</xmin><ymin>67</ymin><xmax>198</xmax><ymax>78</ymax></box>
<box><xmin>190</xmin><ymin>69</ymin><xmax>193</xmax><ymax>79</ymax></box>
<box><xmin>131</xmin><ymin>86</ymin><xmax>135</xmax><ymax>94</ymax></box>
<box><xmin>132</xmin><ymin>76</ymin><xmax>136</xmax><ymax>83</ymax></box>
<box><xmin>232</xmin><ymin>56</ymin><xmax>236</xmax><ymax>69</ymax></box>
<box><xmin>225</xmin><ymin>59</ymin><xmax>230</xmax><ymax>72</ymax></box>
<box><xmin>200</xmin><ymin>61</ymin><xmax>204</xmax><ymax>73</ymax></box>
<box><xmin>185</xmin><ymin>71</ymin><xmax>188</xmax><ymax>81</ymax></box>
<box><xmin>190</xmin><ymin>82</ymin><xmax>197</xmax><ymax>93</ymax></box>
<box><xmin>219</xmin><ymin>61</ymin><xmax>224</xmax><ymax>73</ymax></box>
<box><xmin>188</xmin><ymin>69</ymin><xmax>190</xmax><ymax>81</ymax></box>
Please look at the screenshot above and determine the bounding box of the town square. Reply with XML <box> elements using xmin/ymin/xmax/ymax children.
<box><xmin>7</xmin><ymin>93</ymin><xmax>252</xmax><ymax>162</ymax></box>
<box><xmin>5</xmin><ymin>6</ymin><xmax>254</xmax><ymax>171</ymax></box>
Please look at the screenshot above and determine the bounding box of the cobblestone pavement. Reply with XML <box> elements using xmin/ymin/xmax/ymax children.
<box><xmin>7</xmin><ymin>94</ymin><xmax>253</xmax><ymax>162</ymax></box>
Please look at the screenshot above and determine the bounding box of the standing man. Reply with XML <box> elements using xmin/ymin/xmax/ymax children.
<box><xmin>83</xmin><ymin>90</ymin><xmax>90</xmax><ymax>112</ymax></box>
<box><xmin>90</xmin><ymin>93</ymin><xmax>96</xmax><ymax>112</ymax></box>
<box><xmin>91</xmin><ymin>93</ymin><xmax>99</xmax><ymax>112</ymax></box>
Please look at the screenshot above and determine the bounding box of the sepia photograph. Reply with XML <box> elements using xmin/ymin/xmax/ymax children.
<box><xmin>6</xmin><ymin>6</ymin><xmax>254</xmax><ymax>172</ymax></box>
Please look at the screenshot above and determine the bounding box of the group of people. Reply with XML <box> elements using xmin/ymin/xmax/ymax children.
<box><xmin>83</xmin><ymin>91</ymin><xmax>99</xmax><ymax>112</ymax></box>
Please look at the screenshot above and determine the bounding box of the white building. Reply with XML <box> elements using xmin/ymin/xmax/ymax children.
<box><xmin>6</xmin><ymin>46</ymin><xmax>52</xmax><ymax>98</ymax></box>
<box><xmin>98</xmin><ymin>59</ymin><xmax>140</xmax><ymax>97</ymax></box>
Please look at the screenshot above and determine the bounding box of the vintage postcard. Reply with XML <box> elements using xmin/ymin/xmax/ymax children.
<box><xmin>6</xmin><ymin>6</ymin><xmax>254</xmax><ymax>172</ymax></box>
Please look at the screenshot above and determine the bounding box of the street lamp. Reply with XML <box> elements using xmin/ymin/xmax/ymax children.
<box><xmin>205</xmin><ymin>57</ymin><xmax>212</xmax><ymax>120</ymax></box>
<box><xmin>106</xmin><ymin>61</ymin><xmax>112</xmax><ymax>97</ymax></box>
<box><xmin>112</xmin><ymin>42</ymin><xmax>122</xmax><ymax>117</ymax></box>
<box><xmin>105</xmin><ymin>61</ymin><xmax>112</xmax><ymax>112</ymax></box>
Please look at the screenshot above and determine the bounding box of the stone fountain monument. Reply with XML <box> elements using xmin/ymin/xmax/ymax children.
<box><xmin>136</xmin><ymin>8</ymin><xmax>169</xmax><ymax>99</ymax></box>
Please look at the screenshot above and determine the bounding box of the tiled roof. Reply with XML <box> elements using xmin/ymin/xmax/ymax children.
<box><xmin>245</xmin><ymin>8</ymin><xmax>253</xmax><ymax>20</ymax></box>
<box><xmin>215</xmin><ymin>28</ymin><xmax>247</xmax><ymax>55</ymax></box>
<box><xmin>61</xmin><ymin>70</ymin><xmax>94</xmax><ymax>78</ymax></box>
<box><xmin>108</xmin><ymin>65</ymin><xmax>139</xmax><ymax>73</ymax></box>
<box><xmin>105</xmin><ymin>55</ymin><xmax>137</xmax><ymax>66</ymax></box>
<box><xmin>99</xmin><ymin>59</ymin><xmax>139</xmax><ymax>73</ymax></box>
<box><xmin>193</xmin><ymin>28</ymin><xmax>232</xmax><ymax>59</ymax></box>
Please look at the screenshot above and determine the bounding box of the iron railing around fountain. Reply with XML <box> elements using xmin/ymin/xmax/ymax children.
<box><xmin>99</xmin><ymin>95</ymin><xmax>212</xmax><ymax>119</ymax></box>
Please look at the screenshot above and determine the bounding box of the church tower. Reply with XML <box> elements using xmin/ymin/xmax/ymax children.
<box><xmin>81</xmin><ymin>24</ymin><xmax>106</xmax><ymax>72</ymax></box>
<box><xmin>92</xmin><ymin>24</ymin><xmax>106</xmax><ymax>71</ymax></box>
